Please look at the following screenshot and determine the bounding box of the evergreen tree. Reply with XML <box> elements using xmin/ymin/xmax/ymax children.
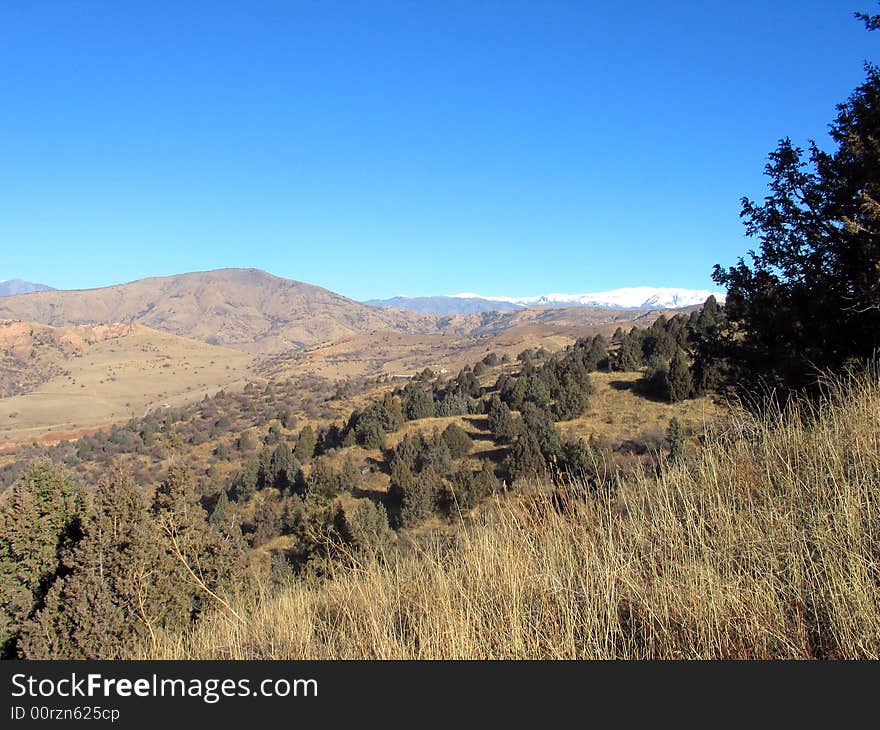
<box><xmin>440</xmin><ymin>466</ymin><xmax>500</xmax><ymax>511</ymax></box>
<box><xmin>378</xmin><ymin>393</ymin><xmax>405</xmax><ymax>431</ymax></box>
<box><xmin>354</xmin><ymin>411</ymin><xmax>386</xmax><ymax>449</ymax></box>
<box><xmin>339</xmin><ymin>455</ymin><xmax>362</xmax><ymax>493</ymax></box>
<box><xmin>208</xmin><ymin>490</ymin><xmax>232</xmax><ymax>531</ymax></box>
<box><xmin>391</xmin><ymin>432</ymin><xmax>424</xmax><ymax>474</ymax></box>
<box><xmin>507</xmin><ymin>432</ymin><xmax>547</xmax><ymax>482</ymax></box>
<box><xmin>306</xmin><ymin>457</ymin><xmax>342</xmax><ymax>500</ymax></box>
<box><xmin>520</xmin><ymin>403</ymin><xmax>562</xmax><ymax>462</ymax></box>
<box><xmin>230</xmin><ymin>458</ymin><xmax>259</xmax><ymax>502</ymax></box>
<box><xmin>404</xmin><ymin>386</ymin><xmax>436</xmax><ymax>420</ymax></box>
<box><xmin>666</xmin><ymin>418</ymin><xmax>686</xmax><ymax>462</ymax></box>
<box><xmin>0</xmin><ymin>462</ymin><xmax>85</xmax><ymax>658</ymax></box>
<box><xmin>487</xmin><ymin>395</ymin><xmax>519</xmax><ymax>441</ymax></box>
<box><xmin>558</xmin><ymin>438</ymin><xmax>605</xmax><ymax>486</ymax></box>
<box><xmin>441</xmin><ymin>423</ymin><xmax>473</xmax><ymax>459</ymax></box>
<box><xmin>389</xmin><ymin>463</ymin><xmax>435</xmax><ymax>527</ymax></box>
<box><xmin>712</xmin><ymin>14</ymin><xmax>880</xmax><ymax>397</ymax></box>
<box><xmin>268</xmin><ymin>444</ymin><xmax>300</xmax><ymax>493</ymax></box>
<box><xmin>437</xmin><ymin>393</ymin><xmax>469</xmax><ymax>417</ymax></box>
<box><xmin>615</xmin><ymin>329</ymin><xmax>645</xmax><ymax>371</ymax></box>
<box><xmin>552</xmin><ymin>372</ymin><xmax>590</xmax><ymax>420</ymax></box>
<box><xmin>336</xmin><ymin>500</ymin><xmax>395</xmax><ymax>556</ymax></box>
<box><xmin>643</xmin><ymin>357</ymin><xmax>671</xmax><ymax>401</ymax></box>
<box><xmin>420</xmin><ymin>437</ymin><xmax>454</xmax><ymax>477</ymax></box>
<box><xmin>293</xmin><ymin>425</ymin><xmax>317</xmax><ymax>462</ymax></box>
<box><xmin>251</xmin><ymin>496</ymin><xmax>283</xmax><ymax>548</ymax></box>
<box><xmin>690</xmin><ymin>297</ymin><xmax>728</xmax><ymax>395</ymax></box>
<box><xmin>20</xmin><ymin>472</ymin><xmax>175</xmax><ymax>659</ymax></box>
<box><xmin>152</xmin><ymin>465</ymin><xmax>248</xmax><ymax>624</ymax></box>
<box><xmin>667</xmin><ymin>348</ymin><xmax>695</xmax><ymax>403</ymax></box>
<box><xmin>585</xmin><ymin>335</ymin><xmax>609</xmax><ymax>371</ymax></box>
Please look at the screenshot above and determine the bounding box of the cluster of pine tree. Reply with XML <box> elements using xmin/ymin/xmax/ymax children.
<box><xmin>610</xmin><ymin>298</ymin><xmax>725</xmax><ymax>403</ymax></box>
<box><xmin>333</xmin><ymin>366</ymin><xmax>488</xmax><ymax>451</ymax></box>
<box><xmin>386</xmin><ymin>424</ymin><xmax>497</xmax><ymax>526</ymax></box>
<box><xmin>485</xmin><ymin>396</ymin><xmax>610</xmax><ymax>487</ymax></box>
<box><xmin>495</xmin><ymin>336</ymin><xmax>603</xmax><ymax>419</ymax></box>
<box><xmin>0</xmin><ymin>462</ymin><xmax>249</xmax><ymax>659</ymax></box>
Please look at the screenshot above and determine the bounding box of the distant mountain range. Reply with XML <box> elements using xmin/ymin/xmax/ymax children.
<box><xmin>366</xmin><ymin>287</ymin><xmax>723</xmax><ymax>315</ymax></box>
<box><xmin>0</xmin><ymin>272</ymin><xmax>722</xmax><ymax>355</ymax></box>
<box><xmin>0</xmin><ymin>279</ymin><xmax>54</xmax><ymax>297</ymax></box>
<box><xmin>364</xmin><ymin>295</ymin><xmax>525</xmax><ymax>315</ymax></box>
<box><xmin>0</xmin><ymin>269</ymin><xmax>435</xmax><ymax>354</ymax></box>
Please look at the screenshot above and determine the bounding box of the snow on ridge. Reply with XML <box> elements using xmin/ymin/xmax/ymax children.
<box><xmin>449</xmin><ymin>287</ymin><xmax>724</xmax><ymax>309</ymax></box>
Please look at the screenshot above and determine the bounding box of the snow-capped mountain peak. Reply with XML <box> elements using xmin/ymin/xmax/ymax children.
<box><xmin>448</xmin><ymin>287</ymin><xmax>723</xmax><ymax>310</ymax></box>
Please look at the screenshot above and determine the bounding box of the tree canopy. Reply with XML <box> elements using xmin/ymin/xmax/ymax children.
<box><xmin>712</xmin><ymin>14</ymin><xmax>880</xmax><ymax>396</ymax></box>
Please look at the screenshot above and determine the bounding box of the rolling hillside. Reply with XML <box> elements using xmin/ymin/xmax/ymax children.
<box><xmin>0</xmin><ymin>321</ymin><xmax>254</xmax><ymax>445</ymax></box>
<box><xmin>0</xmin><ymin>269</ymin><xmax>437</xmax><ymax>354</ymax></box>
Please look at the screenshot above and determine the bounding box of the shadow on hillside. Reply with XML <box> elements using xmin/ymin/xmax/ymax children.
<box><xmin>463</xmin><ymin>415</ymin><xmax>491</xmax><ymax>433</ymax></box>
<box><xmin>365</xmin><ymin>455</ymin><xmax>388</xmax><ymax>474</ymax></box>
<box><xmin>475</xmin><ymin>446</ymin><xmax>508</xmax><ymax>465</ymax></box>
<box><xmin>611</xmin><ymin>376</ymin><xmax>670</xmax><ymax>404</ymax></box>
<box><xmin>351</xmin><ymin>485</ymin><xmax>387</xmax><ymax>501</ymax></box>
<box><xmin>614</xmin><ymin>439</ymin><xmax>653</xmax><ymax>455</ymax></box>
<box><xmin>630</xmin><ymin>377</ymin><xmax>672</xmax><ymax>404</ymax></box>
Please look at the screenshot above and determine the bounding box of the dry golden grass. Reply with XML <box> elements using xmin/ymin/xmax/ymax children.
<box><xmin>0</xmin><ymin>325</ymin><xmax>254</xmax><ymax>442</ymax></box>
<box><xmin>559</xmin><ymin>370</ymin><xmax>721</xmax><ymax>446</ymax></box>
<box><xmin>154</xmin><ymin>370</ymin><xmax>880</xmax><ymax>660</ymax></box>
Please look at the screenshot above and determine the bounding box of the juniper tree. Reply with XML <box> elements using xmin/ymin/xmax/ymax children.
<box><xmin>388</xmin><ymin>463</ymin><xmax>435</xmax><ymax>528</ymax></box>
<box><xmin>667</xmin><ymin>348</ymin><xmax>695</xmax><ymax>403</ymax></box>
<box><xmin>354</xmin><ymin>411</ymin><xmax>385</xmax><ymax>449</ymax></box>
<box><xmin>20</xmin><ymin>472</ymin><xmax>174</xmax><ymax>660</ymax></box>
<box><xmin>268</xmin><ymin>444</ymin><xmax>300</xmax><ymax>492</ymax></box>
<box><xmin>0</xmin><ymin>462</ymin><xmax>85</xmax><ymax>658</ymax></box>
<box><xmin>151</xmin><ymin>465</ymin><xmax>249</xmax><ymax>624</ymax></box>
<box><xmin>712</xmin><ymin>11</ymin><xmax>880</xmax><ymax>397</ymax></box>
<box><xmin>487</xmin><ymin>395</ymin><xmax>518</xmax><ymax>442</ymax></box>
<box><xmin>520</xmin><ymin>403</ymin><xmax>562</xmax><ymax>463</ymax></box>
<box><xmin>615</xmin><ymin>329</ymin><xmax>645</xmax><ymax>371</ymax></box>
<box><xmin>251</xmin><ymin>496</ymin><xmax>283</xmax><ymax>548</ymax></box>
<box><xmin>441</xmin><ymin>466</ymin><xmax>500</xmax><ymax>511</ymax></box>
<box><xmin>294</xmin><ymin>425</ymin><xmax>317</xmax><ymax>462</ymax></box>
<box><xmin>507</xmin><ymin>432</ymin><xmax>547</xmax><ymax>483</ymax></box>
<box><xmin>585</xmin><ymin>335</ymin><xmax>609</xmax><ymax>371</ymax></box>
<box><xmin>419</xmin><ymin>436</ymin><xmax>454</xmax><ymax>477</ymax></box>
<box><xmin>339</xmin><ymin>454</ymin><xmax>362</xmax><ymax>493</ymax></box>
<box><xmin>307</xmin><ymin>457</ymin><xmax>343</xmax><ymax>500</ymax></box>
<box><xmin>208</xmin><ymin>490</ymin><xmax>232</xmax><ymax>529</ymax></box>
<box><xmin>336</xmin><ymin>499</ymin><xmax>394</xmax><ymax>556</ymax></box>
<box><xmin>441</xmin><ymin>423</ymin><xmax>473</xmax><ymax>459</ymax></box>
<box><xmin>666</xmin><ymin>418</ymin><xmax>686</xmax><ymax>462</ymax></box>
<box><xmin>404</xmin><ymin>386</ymin><xmax>436</xmax><ymax>420</ymax></box>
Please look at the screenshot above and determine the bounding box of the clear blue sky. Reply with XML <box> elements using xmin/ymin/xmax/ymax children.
<box><xmin>0</xmin><ymin>1</ymin><xmax>875</xmax><ymax>299</ymax></box>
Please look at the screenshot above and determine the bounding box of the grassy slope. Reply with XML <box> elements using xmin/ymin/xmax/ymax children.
<box><xmin>0</xmin><ymin>325</ymin><xmax>253</xmax><ymax>443</ymax></box>
<box><xmin>156</xmin><ymin>372</ymin><xmax>880</xmax><ymax>659</ymax></box>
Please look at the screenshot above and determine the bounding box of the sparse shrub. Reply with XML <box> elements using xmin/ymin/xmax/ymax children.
<box><xmin>441</xmin><ymin>423</ymin><xmax>472</xmax><ymax>459</ymax></box>
<box><xmin>404</xmin><ymin>386</ymin><xmax>436</xmax><ymax>420</ymax></box>
<box><xmin>294</xmin><ymin>425</ymin><xmax>317</xmax><ymax>462</ymax></box>
<box><xmin>336</xmin><ymin>500</ymin><xmax>395</xmax><ymax>556</ymax></box>
<box><xmin>666</xmin><ymin>417</ymin><xmax>685</xmax><ymax>461</ymax></box>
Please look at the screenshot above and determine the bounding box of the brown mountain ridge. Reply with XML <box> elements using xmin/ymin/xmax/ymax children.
<box><xmin>0</xmin><ymin>269</ymin><xmax>438</xmax><ymax>354</ymax></box>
